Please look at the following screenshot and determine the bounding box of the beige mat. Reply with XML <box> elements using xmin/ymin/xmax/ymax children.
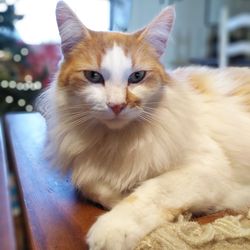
<box><xmin>136</xmin><ymin>211</ymin><xmax>250</xmax><ymax>250</ymax></box>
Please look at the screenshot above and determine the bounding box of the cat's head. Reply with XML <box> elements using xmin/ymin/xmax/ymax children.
<box><xmin>55</xmin><ymin>1</ymin><xmax>175</xmax><ymax>129</ymax></box>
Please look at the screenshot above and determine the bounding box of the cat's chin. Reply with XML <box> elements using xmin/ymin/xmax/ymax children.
<box><xmin>101</xmin><ymin>118</ymin><xmax>131</xmax><ymax>130</ymax></box>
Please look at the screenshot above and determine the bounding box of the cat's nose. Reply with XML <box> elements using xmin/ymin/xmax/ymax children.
<box><xmin>108</xmin><ymin>102</ymin><xmax>127</xmax><ymax>115</ymax></box>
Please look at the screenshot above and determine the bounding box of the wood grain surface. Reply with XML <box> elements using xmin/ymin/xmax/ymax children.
<box><xmin>0</xmin><ymin>119</ymin><xmax>16</xmax><ymax>250</ymax></box>
<box><xmin>4</xmin><ymin>113</ymin><xmax>104</xmax><ymax>250</ymax></box>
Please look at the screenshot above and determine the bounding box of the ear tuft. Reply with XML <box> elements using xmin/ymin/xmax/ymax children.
<box><xmin>56</xmin><ymin>1</ymin><xmax>90</xmax><ymax>55</ymax></box>
<box><xmin>140</xmin><ymin>6</ymin><xmax>176</xmax><ymax>57</ymax></box>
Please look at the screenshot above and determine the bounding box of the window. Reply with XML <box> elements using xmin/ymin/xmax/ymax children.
<box><xmin>15</xmin><ymin>0</ymin><xmax>110</xmax><ymax>44</ymax></box>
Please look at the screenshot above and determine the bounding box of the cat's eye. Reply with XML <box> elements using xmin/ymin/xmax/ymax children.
<box><xmin>83</xmin><ymin>71</ymin><xmax>104</xmax><ymax>84</ymax></box>
<box><xmin>128</xmin><ymin>71</ymin><xmax>146</xmax><ymax>84</ymax></box>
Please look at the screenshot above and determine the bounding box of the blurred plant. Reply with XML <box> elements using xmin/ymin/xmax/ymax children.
<box><xmin>0</xmin><ymin>1</ymin><xmax>59</xmax><ymax>115</ymax></box>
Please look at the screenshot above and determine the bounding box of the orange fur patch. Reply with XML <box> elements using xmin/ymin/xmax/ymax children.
<box><xmin>162</xmin><ymin>208</ymin><xmax>185</xmax><ymax>221</ymax></box>
<box><xmin>173</xmin><ymin>67</ymin><xmax>215</xmax><ymax>96</ymax></box>
<box><xmin>233</xmin><ymin>83</ymin><xmax>250</xmax><ymax>98</ymax></box>
<box><xmin>228</xmin><ymin>68</ymin><xmax>250</xmax><ymax>111</ymax></box>
<box><xmin>126</xmin><ymin>89</ymin><xmax>141</xmax><ymax>107</ymax></box>
<box><xmin>233</xmin><ymin>84</ymin><xmax>250</xmax><ymax>96</ymax></box>
<box><xmin>233</xmin><ymin>84</ymin><xmax>250</xmax><ymax>111</ymax></box>
<box><xmin>123</xmin><ymin>195</ymin><xmax>138</xmax><ymax>204</ymax></box>
<box><xmin>189</xmin><ymin>74</ymin><xmax>213</xmax><ymax>95</ymax></box>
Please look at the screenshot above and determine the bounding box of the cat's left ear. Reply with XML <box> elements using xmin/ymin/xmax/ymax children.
<box><xmin>56</xmin><ymin>1</ymin><xmax>90</xmax><ymax>55</ymax></box>
<box><xmin>138</xmin><ymin>6</ymin><xmax>175</xmax><ymax>57</ymax></box>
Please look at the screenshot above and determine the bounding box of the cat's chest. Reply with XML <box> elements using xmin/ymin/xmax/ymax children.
<box><xmin>74</xmin><ymin>130</ymin><xmax>173</xmax><ymax>191</ymax></box>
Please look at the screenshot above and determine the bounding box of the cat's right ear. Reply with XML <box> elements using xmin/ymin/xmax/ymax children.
<box><xmin>56</xmin><ymin>1</ymin><xmax>90</xmax><ymax>55</ymax></box>
<box><xmin>137</xmin><ymin>6</ymin><xmax>175</xmax><ymax>57</ymax></box>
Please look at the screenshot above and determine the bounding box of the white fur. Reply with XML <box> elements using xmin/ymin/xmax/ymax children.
<box><xmin>86</xmin><ymin>69</ymin><xmax>250</xmax><ymax>249</ymax></box>
<box><xmin>42</xmin><ymin>3</ymin><xmax>250</xmax><ymax>250</ymax></box>
<box><xmin>101</xmin><ymin>44</ymin><xmax>132</xmax><ymax>87</ymax></box>
<box><xmin>43</xmin><ymin>66</ymin><xmax>250</xmax><ymax>249</ymax></box>
<box><xmin>101</xmin><ymin>44</ymin><xmax>131</xmax><ymax>107</ymax></box>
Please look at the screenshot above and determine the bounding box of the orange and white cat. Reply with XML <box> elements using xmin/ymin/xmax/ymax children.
<box><xmin>42</xmin><ymin>1</ymin><xmax>250</xmax><ymax>249</ymax></box>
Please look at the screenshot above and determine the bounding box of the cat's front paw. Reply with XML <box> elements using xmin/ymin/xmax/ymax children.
<box><xmin>86</xmin><ymin>212</ymin><xmax>142</xmax><ymax>250</ymax></box>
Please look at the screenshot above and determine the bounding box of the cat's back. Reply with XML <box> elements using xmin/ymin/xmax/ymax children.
<box><xmin>172</xmin><ymin>66</ymin><xmax>250</xmax><ymax>111</ymax></box>
<box><xmin>171</xmin><ymin>66</ymin><xmax>250</xmax><ymax>178</ymax></box>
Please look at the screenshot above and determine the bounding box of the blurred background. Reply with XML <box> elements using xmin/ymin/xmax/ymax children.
<box><xmin>0</xmin><ymin>0</ymin><xmax>250</xmax><ymax>117</ymax></box>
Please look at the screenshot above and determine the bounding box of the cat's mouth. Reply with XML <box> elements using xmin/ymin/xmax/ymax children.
<box><xmin>106</xmin><ymin>116</ymin><xmax>125</xmax><ymax>121</ymax></box>
<box><xmin>101</xmin><ymin>116</ymin><xmax>131</xmax><ymax>129</ymax></box>
<box><xmin>95</xmin><ymin>108</ymin><xmax>142</xmax><ymax>129</ymax></box>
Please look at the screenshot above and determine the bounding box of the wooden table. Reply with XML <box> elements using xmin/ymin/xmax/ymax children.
<box><xmin>0</xmin><ymin>120</ymin><xmax>16</xmax><ymax>250</ymax></box>
<box><xmin>4</xmin><ymin>113</ymin><xmax>104</xmax><ymax>250</ymax></box>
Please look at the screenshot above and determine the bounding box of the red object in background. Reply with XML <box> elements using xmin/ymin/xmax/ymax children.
<box><xmin>27</xmin><ymin>44</ymin><xmax>61</xmax><ymax>87</ymax></box>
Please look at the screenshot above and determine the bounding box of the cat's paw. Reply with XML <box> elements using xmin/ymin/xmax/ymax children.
<box><xmin>86</xmin><ymin>212</ymin><xmax>142</xmax><ymax>250</ymax></box>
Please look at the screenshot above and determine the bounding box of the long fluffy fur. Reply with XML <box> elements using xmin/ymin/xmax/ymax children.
<box><xmin>44</xmin><ymin>66</ymin><xmax>250</xmax><ymax>197</ymax></box>
<box><xmin>40</xmin><ymin>2</ymin><xmax>250</xmax><ymax>250</ymax></box>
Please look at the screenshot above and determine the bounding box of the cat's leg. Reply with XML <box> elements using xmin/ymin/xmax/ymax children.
<box><xmin>78</xmin><ymin>181</ymin><xmax>125</xmax><ymax>209</ymax></box>
<box><xmin>86</xmin><ymin>144</ymin><xmax>237</xmax><ymax>250</ymax></box>
<box><xmin>71</xmin><ymin>160</ymin><xmax>126</xmax><ymax>209</ymax></box>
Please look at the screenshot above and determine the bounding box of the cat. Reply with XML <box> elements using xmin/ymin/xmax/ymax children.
<box><xmin>41</xmin><ymin>1</ymin><xmax>250</xmax><ymax>249</ymax></box>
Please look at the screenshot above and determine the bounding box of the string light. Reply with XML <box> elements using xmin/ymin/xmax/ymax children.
<box><xmin>17</xmin><ymin>99</ymin><xmax>26</xmax><ymax>107</ymax></box>
<box><xmin>20</xmin><ymin>48</ymin><xmax>29</xmax><ymax>56</ymax></box>
<box><xmin>16</xmin><ymin>82</ymin><xmax>24</xmax><ymax>90</ymax></box>
<box><xmin>9</xmin><ymin>80</ymin><xmax>16</xmax><ymax>88</ymax></box>
<box><xmin>35</xmin><ymin>81</ymin><xmax>42</xmax><ymax>90</ymax></box>
<box><xmin>23</xmin><ymin>83</ymin><xmax>29</xmax><ymax>91</ymax></box>
<box><xmin>0</xmin><ymin>80</ymin><xmax>42</xmax><ymax>91</ymax></box>
<box><xmin>5</xmin><ymin>96</ymin><xmax>14</xmax><ymax>104</ymax></box>
<box><xmin>13</xmin><ymin>54</ymin><xmax>21</xmax><ymax>62</ymax></box>
<box><xmin>30</xmin><ymin>83</ymin><xmax>36</xmax><ymax>91</ymax></box>
<box><xmin>25</xmin><ymin>105</ymin><xmax>33</xmax><ymax>112</ymax></box>
<box><xmin>1</xmin><ymin>80</ymin><xmax>8</xmax><ymax>88</ymax></box>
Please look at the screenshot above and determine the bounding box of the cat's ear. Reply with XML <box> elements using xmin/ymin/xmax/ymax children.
<box><xmin>56</xmin><ymin>1</ymin><xmax>90</xmax><ymax>55</ymax></box>
<box><xmin>138</xmin><ymin>6</ymin><xmax>175</xmax><ymax>57</ymax></box>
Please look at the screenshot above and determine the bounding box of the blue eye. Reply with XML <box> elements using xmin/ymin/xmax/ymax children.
<box><xmin>128</xmin><ymin>71</ymin><xmax>146</xmax><ymax>84</ymax></box>
<box><xmin>84</xmin><ymin>71</ymin><xmax>104</xmax><ymax>84</ymax></box>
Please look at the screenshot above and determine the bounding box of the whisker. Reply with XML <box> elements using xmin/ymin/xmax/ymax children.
<box><xmin>141</xmin><ymin>110</ymin><xmax>160</xmax><ymax>120</ymax></box>
<box><xmin>143</xmin><ymin>101</ymin><xmax>162</xmax><ymax>106</ymax></box>
<box><xmin>60</xmin><ymin>113</ymin><xmax>90</xmax><ymax>119</ymax></box>
<box><xmin>64</xmin><ymin>117</ymin><xmax>93</xmax><ymax>128</ymax></box>
<box><xmin>59</xmin><ymin>110</ymin><xmax>92</xmax><ymax>121</ymax></box>
<box><xmin>58</xmin><ymin>105</ymin><xmax>91</xmax><ymax>111</ymax></box>
<box><xmin>143</xmin><ymin>116</ymin><xmax>159</xmax><ymax>125</ymax></box>
<box><xmin>139</xmin><ymin>115</ymin><xmax>159</xmax><ymax>128</ymax></box>
<box><xmin>140</xmin><ymin>110</ymin><xmax>163</xmax><ymax>125</ymax></box>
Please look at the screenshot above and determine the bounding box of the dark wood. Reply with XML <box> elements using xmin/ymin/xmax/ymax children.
<box><xmin>4</xmin><ymin>113</ymin><xmax>104</xmax><ymax>250</ymax></box>
<box><xmin>0</xmin><ymin>119</ymin><xmax>16</xmax><ymax>250</ymax></box>
<box><xmin>195</xmin><ymin>210</ymin><xmax>238</xmax><ymax>225</ymax></box>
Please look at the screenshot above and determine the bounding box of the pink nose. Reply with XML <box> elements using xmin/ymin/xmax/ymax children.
<box><xmin>108</xmin><ymin>103</ymin><xmax>126</xmax><ymax>115</ymax></box>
